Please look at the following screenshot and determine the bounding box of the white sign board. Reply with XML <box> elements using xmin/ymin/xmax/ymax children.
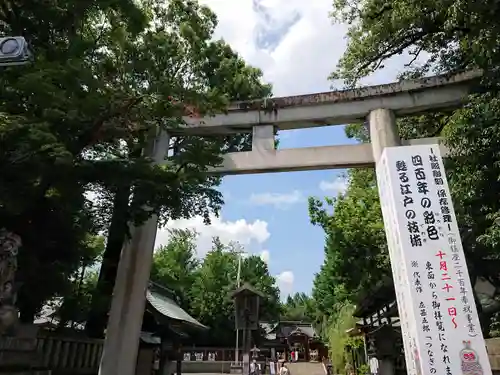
<box><xmin>377</xmin><ymin>144</ymin><xmax>491</xmax><ymax>375</ymax></box>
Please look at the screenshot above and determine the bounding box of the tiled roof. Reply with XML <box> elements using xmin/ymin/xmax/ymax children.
<box><xmin>140</xmin><ymin>331</ymin><xmax>161</xmax><ymax>345</ymax></box>
<box><xmin>259</xmin><ymin>321</ymin><xmax>318</xmax><ymax>339</ymax></box>
<box><xmin>289</xmin><ymin>326</ymin><xmax>316</xmax><ymax>338</ymax></box>
<box><xmin>146</xmin><ymin>289</ymin><xmax>207</xmax><ymax>330</ymax></box>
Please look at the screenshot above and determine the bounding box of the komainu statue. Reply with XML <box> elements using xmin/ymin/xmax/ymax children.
<box><xmin>0</xmin><ymin>229</ymin><xmax>21</xmax><ymax>335</ymax></box>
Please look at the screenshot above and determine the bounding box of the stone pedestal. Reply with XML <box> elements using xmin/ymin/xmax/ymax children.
<box><xmin>230</xmin><ymin>363</ymin><xmax>243</xmax><ymax>374</ymax></box>
<box><xmin>378</xmin><ymin>359</ymin><xmax>394</xmax><ymax>375</ymax></box>
<box><xmin>0</xmin><ymin>336</ymin><xmax>39</xmax><ymax>366</ymax></box>
<box><xmin>242</xmin><ymin>353</ymin><xmax>250</xmax><ymax>375</ymax></box>
<box><xmin>0</xmin><ymin>337</ymin><xmax>47</xmax><ymax>374</ymax></box>
<box><xmin>0</xmin><ymin>325</ymin><xmax>48</xmax><ymax>374</ymax></box>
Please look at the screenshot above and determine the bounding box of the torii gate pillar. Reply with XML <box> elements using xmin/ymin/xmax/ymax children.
<box><xmin>98</xmin><ymin>131</ymin><xmax>171</xmax><ymax>375</ymax></box>
<box><xmin>369</xmin><ymin>108</ymin><xmax>401</xmax><ymax>162</ymax></box>
<box><xmin>369</xmin><ymin>108</ymin><xmax>399</xmax><ymax>375</ymax></box>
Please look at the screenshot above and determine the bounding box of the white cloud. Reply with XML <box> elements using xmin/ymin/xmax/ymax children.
<box><xmin>249</xmin><ymin>190</ymin><xmax>303</xmax><ymax>209</ymax></box>
<box><xmin>277</xmin><ymin>271</ymin><xmax>294</xmax><ymax>296</ymax></box>
<box><xmin>203</xmin><ymin>0</ymin><xmax>346</xmax><ymax>96</ymax></box>
<box><xmin>155</xmin><ymin>217</ymin><xmax>296</xmax><ymax>294</ymax></box>
<box><xmin>260</xmin><ymin>249</ymin><xmax>270</xmax><ymax>264</ymax></box>
<box><xmin>202</xmin><ymin>0</ymin><xmax>421</xmax><ymax>102</ymax></box>
<box><xmin>155</xmin><ymin>214</ymin><xmax>270</xmax><ymax>256</ymax></box>
<box><xmin>319</xmin><ymin>176</ymin><xmax>348</xmax><ymax>195</ymax></box>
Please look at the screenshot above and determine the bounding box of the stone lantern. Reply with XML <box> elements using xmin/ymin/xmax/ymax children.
<box><xmin>250</xmin><ymin>345</ymin><xmax>261</xmax><ymax>359</ymax></box>
<box><xmin>230</xmin><ymin>283</ymin><xmax>265</xmax><ymax>375</ymax></box>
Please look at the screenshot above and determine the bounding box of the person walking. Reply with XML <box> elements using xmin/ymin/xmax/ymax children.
<box><xmin>279</xmin><ymin>361</ymin><xmax>290</xmax><ymax>375</ymax></box>
<box><xmin>250</xmin><ymin>359</ymin><xmax>259</xmax><ymax>375</ymax></box>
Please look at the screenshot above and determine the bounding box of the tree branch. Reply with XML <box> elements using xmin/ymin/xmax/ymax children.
<box><xmin>405</xmin><ymin>45</ymin><xmax>424</xmax><ymax>67</ymax></box>
<box><xmin>353</xmin><ymin>23</ymin><xmax>472</xmax><ymax>80</ymax></box>
<box><xmin>354</xmin><ymin>30</ymin><xmax>428</xmax><ymax>77</ymax></box>
<box><xmin>365</xmin><ymin>4</ymin><xmax>393</xmax><ymax>20</ymax></box>
<box><xmin>76</xmin><ymin>96</ymin><xmax>144</xmax><ymax>153</ymax></box>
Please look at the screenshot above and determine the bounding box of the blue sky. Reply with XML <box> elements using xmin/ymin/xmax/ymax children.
<box><xmin>154</xmin><ymin>0</ymin><xmax>420</xmax><ymax>298</ymax></box>
<box><xmin>218</xmin><ymin>126</ymin><xmax>359</xmax><ymax>295</ymax></box>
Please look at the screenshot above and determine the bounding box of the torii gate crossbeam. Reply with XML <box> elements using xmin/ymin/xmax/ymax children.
<box><xmin>98</xmin><ymin>70</ymin><xmax>482</xmax><ymax>375</ymax></box>
<box><xmin>178</xmin><ymin>70</ymin><xmax>478</xmax><ymax>175</ymax></box>
<box><xmin>170</xmin><ymin>70</ymin><xmax>481</xmax><ymax>135</ymax></box>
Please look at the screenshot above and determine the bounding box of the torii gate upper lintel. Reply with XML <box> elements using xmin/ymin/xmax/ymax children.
<box><xmin>98</xmin><ymin>70</ymin><xmax>482</xmax><ymax>375</ymax></box>
<box><xmin>168</xmin><ymin>69</ymin><xmax>481</xmax><ymax>135</ymax></box>
<box><xmin>164</xmin><ymin>70</ymin><xmax>481</xmax><ymax>175</ymax></box>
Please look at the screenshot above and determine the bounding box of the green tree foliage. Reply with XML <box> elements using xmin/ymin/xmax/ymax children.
<box><xmin>328</xmin><ymin>0</ymin><xmax>500</xmax><ymax>272</ymax></box>
<box><xmin>0</xmin><ymin>0</ymin><xmax>272</xmax><ymax>325</ymax></box>
<box><xmin>82</xmin><ymin>0</ymin><xmax>272</xmax><ymax>337</ymax></box>
<box><xmin>439</xmin><ymin>95</ymin><xmax>500</xmax><ymax>311</ymax></box>
<box><xmin>150</xmin><ymin>236</ymin><xmax>281</xmax><ymax>345</ymax></box>
<box><xmin>50</xmin><ymin>236</ymin><xmax>104</xmax><ymax>328</ymax></box>
<box><xmin>309</xmin><ymin>0</ymin><xmax>500</xmax><ymax>336</ymax></box>
<box><xmin>309</xmin><ymin>125</ymin><xmax>391</xmax><ymax>313</ymax></box>
<box><xmin>309</xmin><ymin>167</ymin><xmax>390</xmax><ymax>304</ymax></box>
<box><xmin>150</xmin><ymin>228</ymin><xmax>199</xmax><ymax>311</ymax></box>
<box><xmin>325</xmin><ymin>303</ymin><xmax>359</xmax><ymax>373</ymax></box>
<box><xmin>311</xmin><ymin>110</ymin><xmax>500</xmax><ymax>337</ymax></box>
<box><xmin>189</xmin><ymin>240</ymin><xmax>239</xmax><ymax>344</ymax></box>
<box><xmin>281</xmin><ymin>292</ymin><xmax>317</xmax><ymax>322</ymax></box>
<box><xmin>56</xmin><ymin>270</ymin><xmax>100</xmax><ymax>329</ymax></box>
<box><xmin>239</xmin><ymin>252</ymin><xmax>281</xmax><ymax>321</ymax></box>
<box><xmin>189</xmin><ymin>240</ymin><xmax>280</xmax><ymax>345</ymax></box>
<box><xmin>329</xmin><ymin>0</ymin><xmax>500</xmax><ymax>86</ymax></box>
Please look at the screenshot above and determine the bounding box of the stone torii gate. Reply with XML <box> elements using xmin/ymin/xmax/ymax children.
<box><xmin>98</xmin><ymin>70</ymin><xmax>481</xmax><ymax>375</ymax></box>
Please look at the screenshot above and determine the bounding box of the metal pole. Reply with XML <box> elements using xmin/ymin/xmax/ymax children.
<box><xmin>237</xmin><ymin>254</ymin><xmax>242</xmax><ymax>287</ymax></box>
<box><xmin>235</xmin><ymin>251</ymin><xmax>242</xmax><ymax>364</ymax></box>
<box><xmin>242</xmin><ymin>312</ymin><xmax>250</xmax><ymax>375</ymax></box>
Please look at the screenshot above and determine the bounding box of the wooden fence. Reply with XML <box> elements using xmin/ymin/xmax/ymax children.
<box><xmin>36</xmin><ymin>336</ymin><xmax>104</xmax><ymax>374</ymax></box>
<box><xmin>0</xmin><ymin>334</ymin><xmax>104</xmax><ymax>375</ymax></box>
<box><xmin>23</xmin><ymin>336</ymin><xmax>500</xmax><ymax>374</ymax></box>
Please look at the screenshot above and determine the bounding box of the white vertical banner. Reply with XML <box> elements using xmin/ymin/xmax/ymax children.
<box><xmin>377</xmin><ymin>144</ymin><xmax>492</xmax><ymax>375</ymax></box>
<box><xmin>378</xmin><ymin>154</ymin><xmax>418</xmax><ymax>375</ymax></box>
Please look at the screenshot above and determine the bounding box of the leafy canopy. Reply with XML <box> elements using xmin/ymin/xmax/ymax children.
<box><xmin>0</xmin><ymin>0</ymin><xmax>272</xmax><ymax>321</ymax></box>
<box><xmin>281</xmin><ymin>292</ymin><xmax>317</xmax><ymax>322</ymax></box>
<box><xmin>313</xmin><ymin>0</ymin><xmax>500</xmax><ymax>334</ymax></box>
<box><xmin>330</xmin><ymin>0</ymin><xmax>500</xmax><ymax>86</ymax></box>
<box><xmin>151</xmin><ymin>234</ymin><xmax>281</xmax><ymax>345</ymax></box>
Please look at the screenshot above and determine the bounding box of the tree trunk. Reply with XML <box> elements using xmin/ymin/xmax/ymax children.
<box><xmin>85</xmin><ymin>184</ymin><xmax>131</xmax><ymax>338</ymax></box>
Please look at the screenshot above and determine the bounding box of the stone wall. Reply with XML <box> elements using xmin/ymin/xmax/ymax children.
<box><xmin>487</xmin><ymin>338</ymin><xmax>500</xmax><ymax>372</ymax></box>
<box><xmin>182</xmin><ymin>360</ymin><xmax>232</xmax><ymax>373</ymax></box>
<box><xmin>182</xmin><ymin>360</ymin><xmax>266</xmax><ymax>374</ymax></box>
